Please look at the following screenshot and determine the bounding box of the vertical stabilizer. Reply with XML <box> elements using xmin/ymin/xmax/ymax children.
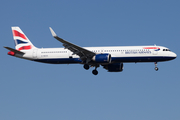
<box><xmin>12</xmin><ymin>27</ymin><xmax>36</xmax><ymax>51</ymax></box>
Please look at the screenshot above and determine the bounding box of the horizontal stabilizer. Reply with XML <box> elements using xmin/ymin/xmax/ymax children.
<box><xmin>4</xmin><ymin>46</ymin><xmax>25</xmax><ymax>54</ymax></box>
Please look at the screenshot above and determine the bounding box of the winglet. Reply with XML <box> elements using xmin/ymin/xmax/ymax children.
<box><xmin>49</xmin><ymin>27</ymin><xmax>57</xmax><ymax>37</ymax></box>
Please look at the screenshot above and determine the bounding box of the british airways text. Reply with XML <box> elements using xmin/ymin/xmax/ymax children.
<box><xmin>125</xmin><ymin>51</ymin><xmax>151</xmax><ymax>54</ymax></box>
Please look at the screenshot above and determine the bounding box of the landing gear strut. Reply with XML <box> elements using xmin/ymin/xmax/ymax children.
<box><xmin>92</xmin><ymin>65</ymin><xmax>99</xmax><ymax>75</ymax></box>
<box><xmin>154</xmin><ymin>62</ymin><xmax>159</xmax><ymax>71</ymax></box>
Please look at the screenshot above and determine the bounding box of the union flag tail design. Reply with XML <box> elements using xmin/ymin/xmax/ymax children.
<box><xmin>12</xmin><ymin>27</ymin><xmax>36</xmax><ymax>51</ymax></box>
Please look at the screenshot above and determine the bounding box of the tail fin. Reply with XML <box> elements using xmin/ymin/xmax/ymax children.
<box><xmin>12</xmin><ymin>27</ymin><xmax>36</xmax><ymax>51</ymax></box>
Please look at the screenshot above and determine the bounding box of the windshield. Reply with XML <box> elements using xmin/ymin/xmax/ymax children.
<box><xmin>163</xmin><ymin>49</ymin><xmax>171</xmax><ymax>51</ymax></box>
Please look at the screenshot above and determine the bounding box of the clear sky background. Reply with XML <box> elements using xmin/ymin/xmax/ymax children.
<box><xmin>0</xmin><ymin>0</ymin><xmax>180</xmax><ymax>120</ymax></box>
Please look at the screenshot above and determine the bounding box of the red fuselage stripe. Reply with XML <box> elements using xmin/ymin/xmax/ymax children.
<box><xmin>143</xmin><ymin>47</ymin><xmax>160</xmax><ymax>49</ymax></box>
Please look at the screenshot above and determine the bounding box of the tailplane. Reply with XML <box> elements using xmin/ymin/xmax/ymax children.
<box><xmin>12</xmin><ymin>27</ymin><xmax>36</xmax><ymax>51</ymax></box>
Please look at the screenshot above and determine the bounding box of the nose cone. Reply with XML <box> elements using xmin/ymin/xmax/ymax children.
<box><xmin>170</xmin><ymin>52</ymin><xmax>177</xmax><ymax>59</ymax></box>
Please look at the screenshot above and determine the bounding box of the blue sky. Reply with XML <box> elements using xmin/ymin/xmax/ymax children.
<box><xmin>1</xmin><ymin>0</ymin><xmax>180</xmax><ymax>120</ymax></box>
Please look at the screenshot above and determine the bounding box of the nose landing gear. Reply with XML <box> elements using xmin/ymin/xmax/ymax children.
<box><xmin>154</xmin><ymin>62</ymin><xmax>159</xmax><ymax>71</ymax></box>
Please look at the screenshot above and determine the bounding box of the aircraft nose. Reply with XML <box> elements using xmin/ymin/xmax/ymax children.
<box><xmin>170</xmin><ymin>52</ymin><xmax>177</xmax><ymax>59</ymax></box>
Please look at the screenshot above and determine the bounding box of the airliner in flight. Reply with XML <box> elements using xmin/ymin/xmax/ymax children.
<box><xmin>4</xmin><ymin>27</ymin><xmax>177</xmax><ymax>75</ymax></box>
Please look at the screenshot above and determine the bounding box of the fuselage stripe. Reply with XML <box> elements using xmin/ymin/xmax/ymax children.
<box><xmin>143</xmin><ymin>47</ymin><xmax>160</xmax><ymax>49</ymax></box>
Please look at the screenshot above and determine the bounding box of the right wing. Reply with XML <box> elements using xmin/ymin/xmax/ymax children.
<box><xmin>49</xmin><ymin>27</ymin><xmax>96</xmax><ymax>62</ymax></box>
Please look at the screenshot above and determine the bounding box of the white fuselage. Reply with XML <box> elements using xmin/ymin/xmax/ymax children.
<box><xmin>20</xmin><ymin>45</ymin><xmax>176</xmax><ymax>64</ymax></box>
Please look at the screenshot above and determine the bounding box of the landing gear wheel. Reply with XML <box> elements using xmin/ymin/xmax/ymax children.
<box><xmin>155</xmin><ymin>67</ymin><xmax>159</xmax><ymax>71</ymax></box>
<box><xmin>92</xmin><ymin>70</ymin><xmax>98</xmax><ymax>75</ymax></box>
<box><xmin>84</xmin><ymin>64</ymin><xmax>90</xmax><ymax>70</ymax></box>
<box><xmin>154</xmin><ymin>62</ymin><xmax>159</xmax><ymax>71</ymax></box>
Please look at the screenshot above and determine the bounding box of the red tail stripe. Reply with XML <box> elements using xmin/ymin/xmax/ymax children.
<box><xmin>18</xmin><ymin>45</ymin><xmax>32</xmax><ymax>51</ymax></box>
<box><xmin>13</xmin><ymin>30</ymin><xmax>27</xmax><ymax>40</ymax></box>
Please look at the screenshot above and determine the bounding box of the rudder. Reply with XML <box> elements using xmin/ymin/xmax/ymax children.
<box><xmin>12</xmin><ymin>27</ymin><xmax>36</xmax><ymax>51</ymax></box>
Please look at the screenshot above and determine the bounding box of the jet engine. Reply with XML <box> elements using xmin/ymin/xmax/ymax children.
<box><xmin>92</xmin><ymin>54</ymin><xmax>111</xmax><ymax>63</ymax></box>
<box><xmin>103</xmin><ymin>63</ymin><xmax>123</xmax><ymax>72</ymax></box>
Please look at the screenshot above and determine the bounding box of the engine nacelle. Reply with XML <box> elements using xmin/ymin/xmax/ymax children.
<box><xmin>103</xmin><ymin>63</ymin><xmax>124</xmax><ymax>72</ymax></box>
<box><xmin>92</xmin><ymin>54</ymin><xmax>111</xmax><ymax>63</ymax></box>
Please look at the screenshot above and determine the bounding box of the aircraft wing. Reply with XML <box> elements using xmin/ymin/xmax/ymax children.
<box><xmin>49</xmin><ymin>27</ymin><xmax>96</xmax><ymax>61</ymax></box>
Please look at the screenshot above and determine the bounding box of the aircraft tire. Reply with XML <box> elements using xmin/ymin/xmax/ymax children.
<box><xmin>155</xmin><ymin>67</ymin><xmax>159</xmax><ymax>71</ymax></box>
<box><xmin>92</xmin><ymin>70</ymin><xmax>98</xmax><ymax>75</ymax></box>
<box><xmin>84</xmin><ymin>64</ymin><xmax>90</xmax><ymax>70</ymax></box>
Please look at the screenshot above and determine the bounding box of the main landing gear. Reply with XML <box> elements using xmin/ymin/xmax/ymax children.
<box><xmin>154</xmin><ymin>62</ymin><xmax>159</xmax><ymax>71</ymax></box>
<box><xmin>92</xmin><ymin>67</ymin><xmax>98</xmax><ymax>75</ymax></box>
<box><xmin>84</xmin><ymin>64</ymin><xmax>90</xmax><ymax>70</ymax></box>
<box><xmin>83</xmin><ymin>64</ymin><xmax>99</xmax><ymax>75</ymax></box>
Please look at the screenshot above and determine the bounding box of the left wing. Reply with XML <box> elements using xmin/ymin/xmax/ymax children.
<box><xmin>49</xmin><ymin>27</ymin><xmax>96</xmax><ymax>62</ymax></box>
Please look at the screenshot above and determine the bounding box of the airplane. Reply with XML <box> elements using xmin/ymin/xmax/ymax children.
<box><xmin>4</xmin><ymin>27</ymin><xmax>177</xmax><ymax>75</ymax></box>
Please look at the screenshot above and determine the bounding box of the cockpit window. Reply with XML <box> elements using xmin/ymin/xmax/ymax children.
<box><xmin>163</xmin><ymin>49</ymin><xmax>171</xmax><ymax>51</ymax></box>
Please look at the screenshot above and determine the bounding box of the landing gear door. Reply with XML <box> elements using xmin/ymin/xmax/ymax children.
<box><xmin>33</xmin><ymin>49</ymin><xmax>38</xmax><ymax>59</ymax></box>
